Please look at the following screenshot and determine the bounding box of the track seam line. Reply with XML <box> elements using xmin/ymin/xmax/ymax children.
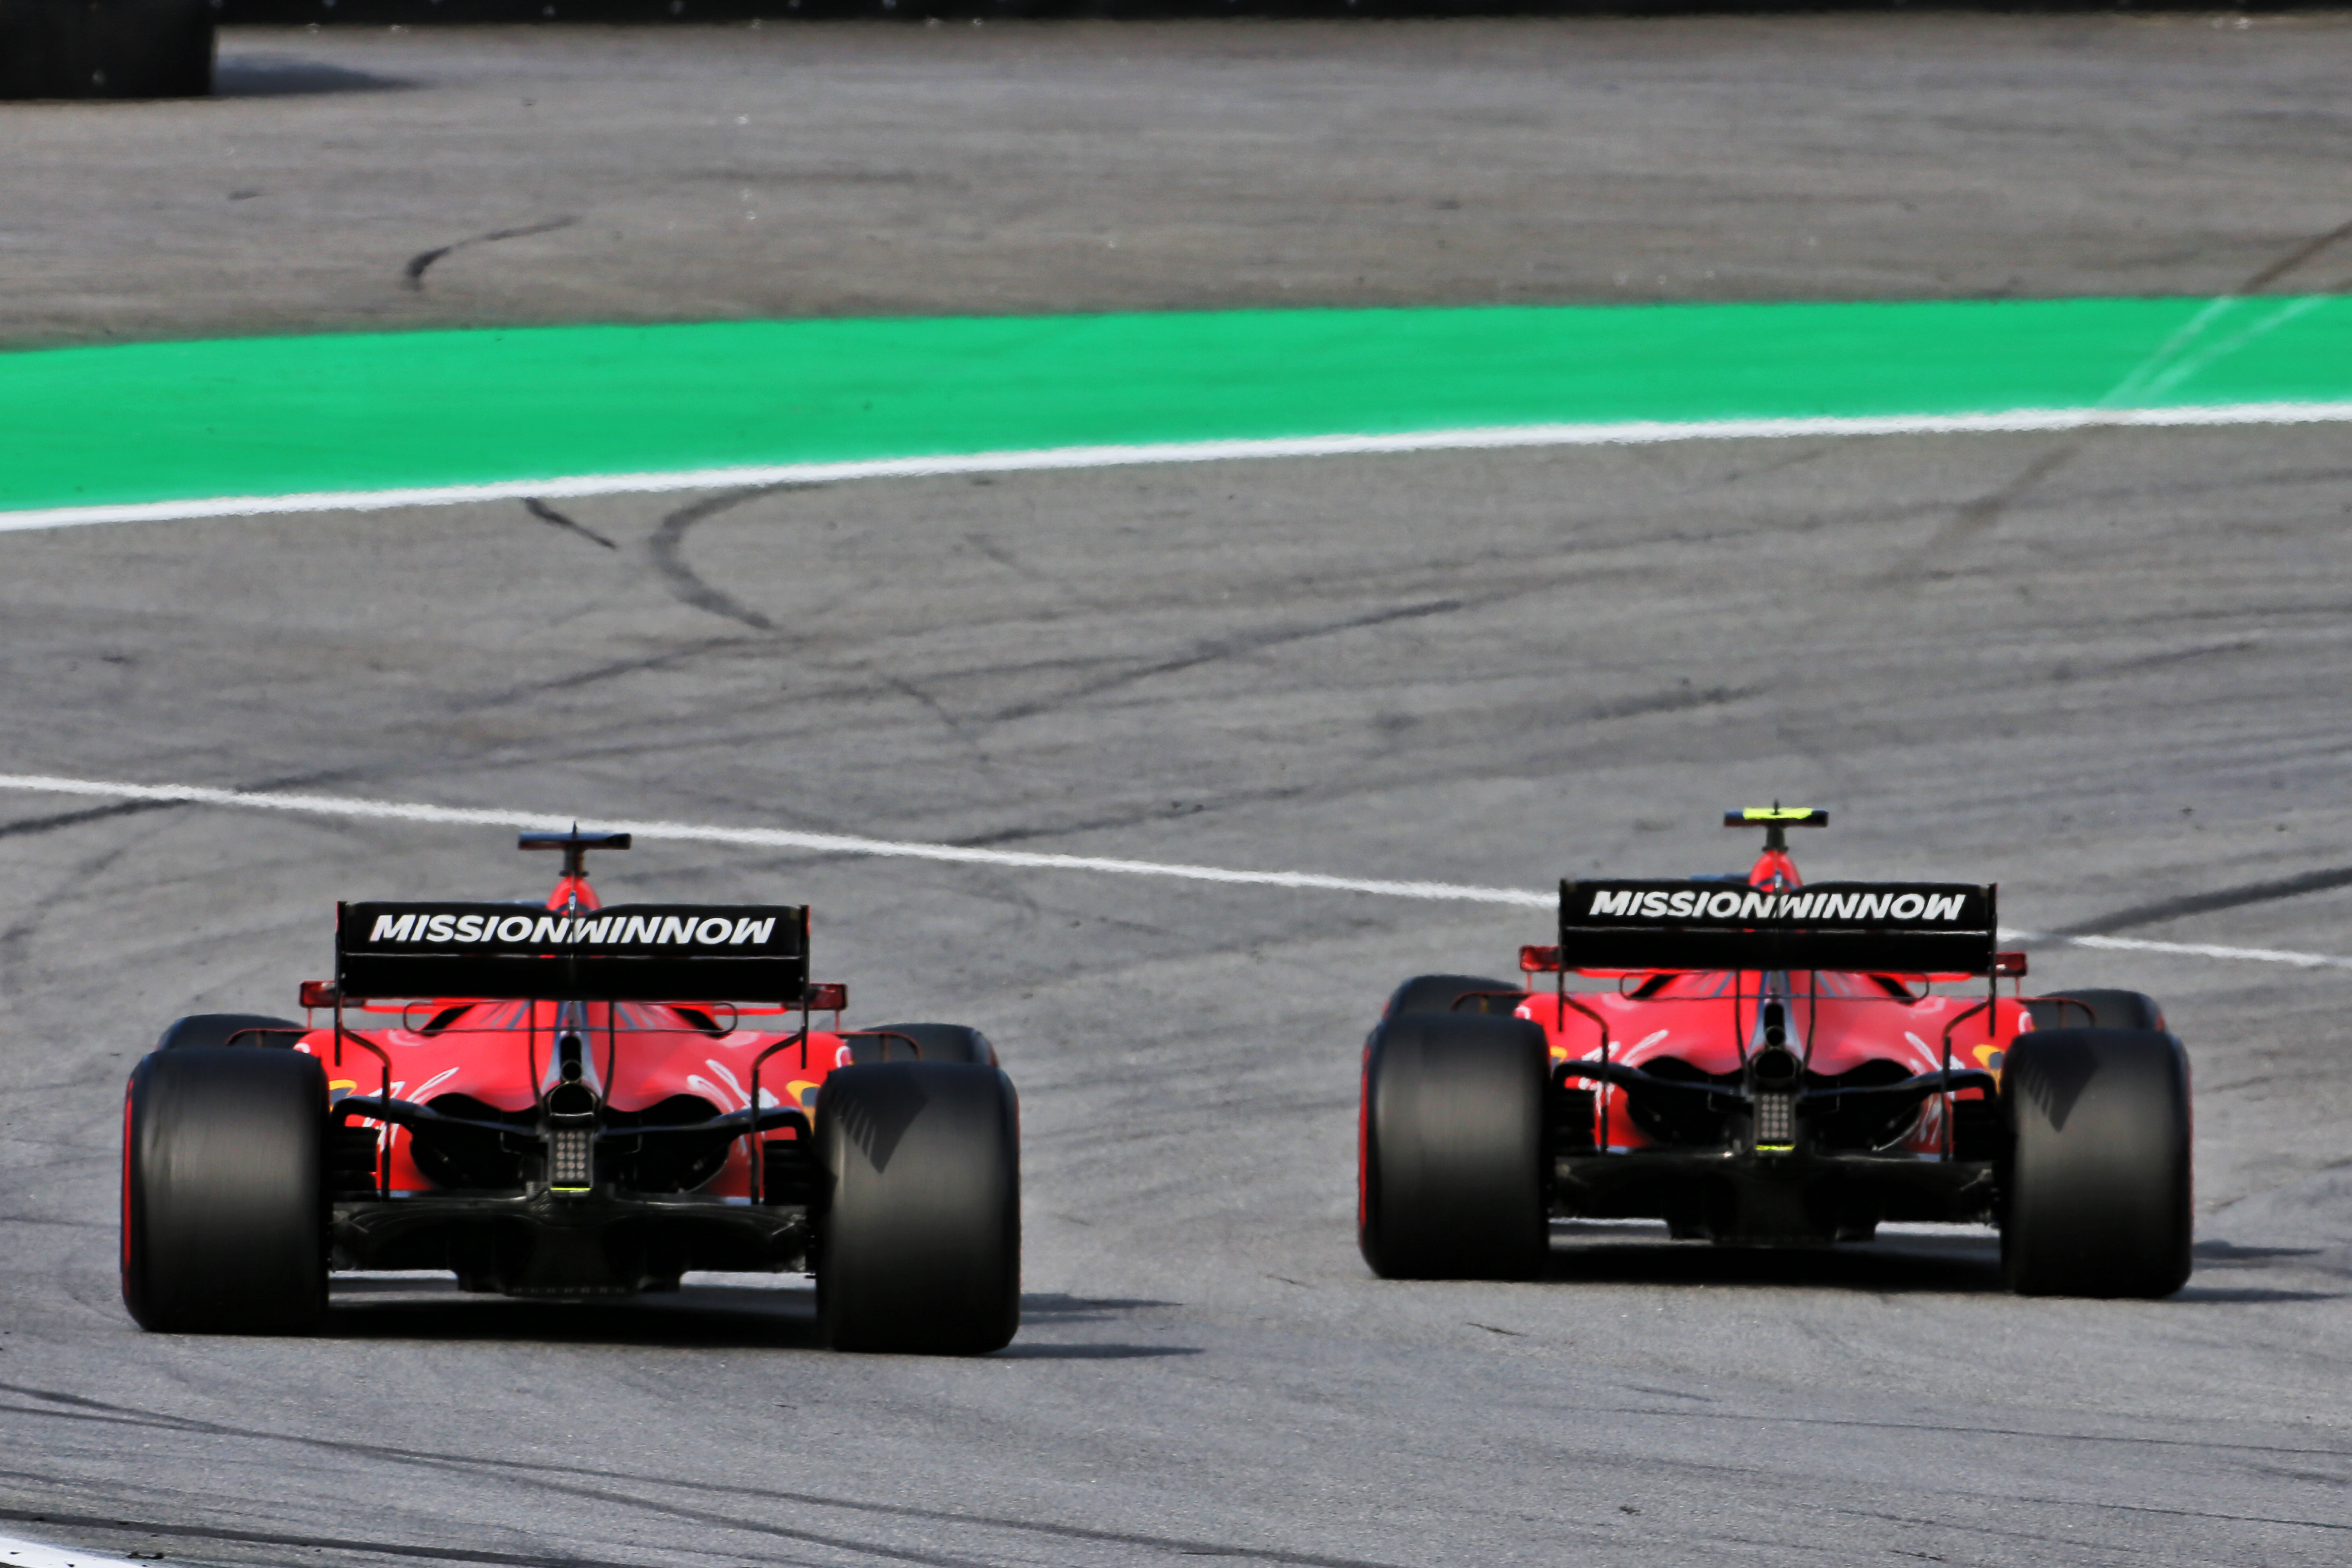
<box><xmin>5</xmin><ymin>400</ymin><xmax>2352</xmax><ymax>533</ymax></box>
<box><xmin>0</xmin><ymin>773</ymin><xmax>2342</xmax><ymax>969</ymax></box>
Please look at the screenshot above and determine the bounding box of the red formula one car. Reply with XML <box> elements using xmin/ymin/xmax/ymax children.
<box><xmin>1359</xmin><ymin>809</ymin><xmax>2193</xmax><ymax>1298</ymax></box>
<box><xmin>122</xmin><ymin>831</ymin><xmax>1020</xmax><ymax>1353</ymax></box>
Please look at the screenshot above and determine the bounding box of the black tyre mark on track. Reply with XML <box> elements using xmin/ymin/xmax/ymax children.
<box><xmin>953</xmin><ymin>679</ymin><xmax>1756</xmax><ymax>851</ymax></box>
<box><xmin>649</xmin><ymin>485</ymin><xmax>818</xmax><ymax>631</ymax></box>
<box><xmin>2238</xmin><ymin>214</ymin><xmax>2352</xmax><ymax>293</ymax></box>
<box><xmin>0</xmin><ymin>764</ymin><xmax>380</xmax><ymax>841</ymax></box>
<box><xmin>988</xmin><ymin>597</ymin><xmax>1466</xmax><ymax>724</ymax></box>
<box><xmin>1528</xmin><ymin>1401</ymin><xmax>2352</xmax><ymax>1461</ymax></box>
<box><xmin>0</xmin><ymin>838</ymin><xmax>133</xmax><ymax>999</ymax></box>
<box><xmin>1896</xmin><ymin>213</ymin><xmax>2352</xmax><ymax>582</ymax></box>
<box><xmin>950</xmin><ymin>792</ymin><xmax>1301</xmax><ymax>849</ymax></box>
<box><xmin>1581</xmin><ymin>683</ymin><xmax>1759</xmax><ymax>724</ymax></box>
<box><xmin>0</xmin><ymin>799</ymin><xmax>176</xmax><ymax>841</ymax></box>
<box><xmin>523</xmin><ymin>498</ymin><xmax>617</xmax><ymax>550</ymax></box>
<box><xmin>0</xmin><ymin>1382</ymin><xmax>1417</xmax><ymax>1568</ymax></box>
<box><xmin>2057</xmin><ymin>862</ymin><xmax>2352</xmax><ymax>938</ymax></box>
<box><xmin>402</xmin><ymin>217</ymin><xmax>579</xmax><ymax>291</ymax></box>
<box><xmin>963</xmin><ymin>531</ymin><xmax>1118</xmax><ymax>616</ymax></box>
<box><xmin>990</xmin><ymin>1341</ymin><xmax>1202</xmax><ymax>1358</ymax></box>
<box><xmin>1853</xmin><ymin>1494</ymin><xmax>2352</xmax><ymax>1536</ymax></box>
<box><xmin>1910</xmin><ymin>444</ymin><xmax>2081</xmax><ymax>568</ymax></box>
<box><xmin>448</xmin><ymin>635</ymin><xmax>753</xmax><ymax>716</ymax></box>
<box><xmin>2082</xmin><ymin>639</ymin><xmax>2259</xmax><ymax>678</ymax></box>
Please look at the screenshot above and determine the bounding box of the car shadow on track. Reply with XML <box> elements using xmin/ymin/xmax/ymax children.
<box><xmin>1019</xmin><ymin>1293</ymin><xmax>1181</xmax><ymax>1320</ymax></box>
<box><xmin>327</xmin><ymin>1298</ymin><xmax>828</xmax><ymax>1354</ymax></box>
<box><xmin>992</xmin><ymin>1342</ymin><xmax>1203</xmax><ymax>1358</ymax></box>
<box><xmin>1541</xmin><ymin>1224</ymin><xmax>2009</xmax><ymax>1294</ymax></box>
<box><xmin>215</xmin><ymin>55</ymin><xmax>416</xmax><ymax>97</ymax></box>
<box><xmin>2191</xmin><ymin>1240</ymin><xmax>2327</xmax><ymax>1266</ymax></box>
<box><xmin>2170</xmin><ymin>1284</ymin><xmax>2346</xmax><ymax>1304</ymax></box>
<box><xmin>325</xmin><ymin>1285</ymin><xmax>826</xmax><ymax>1348</ymax></box>
<box><xmin>322</xmin><ymin>1280</ymin><xmax>1201</xmax><ymax>1352</ymax></box>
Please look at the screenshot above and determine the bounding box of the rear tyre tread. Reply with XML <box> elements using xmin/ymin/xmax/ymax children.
<box><xmin>816</xmin><ymin>1061</ymin><xmax>1020</xmax><ymax>1355</ymax></box>
<box><xmin>122</xmin><ymin>1045</ymin><xmax>328</xmax><ymax>1334</ymax></box>
<box><xmin>2002</xmin><ymin>1026</ymin><xmax>2192</xmax><ymax>1299</ymax></box>
<box><xmin>1360</xmin><ymin>1011</ymin><xmax>1548</xmax><ymax>1281</ymax></box>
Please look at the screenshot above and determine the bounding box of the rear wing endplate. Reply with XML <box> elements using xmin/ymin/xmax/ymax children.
<box><xmin>1558</xmin><ymin>879</ymin><xmax>1997</xmax><ymax>975</ymax></box>
<box><xmin>337</xmin><ymin>902</ymin><xmax>810</xmax><ymax>1002</ymax></box>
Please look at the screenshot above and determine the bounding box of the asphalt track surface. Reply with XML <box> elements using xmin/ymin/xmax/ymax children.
<box><xmin>4</xmin><ymin>16</ymin><xmax>2352</xmax><ymax>1568</ymax></box>
<box><xmin>9</xmin><ymin>15</ymin><xmax>2352</xmax><ymax>348</ymax></box>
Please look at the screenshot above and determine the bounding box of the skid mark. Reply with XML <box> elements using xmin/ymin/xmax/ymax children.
<box><xmin>402</xmin><ymin>217</ymin><xmax>579</xmax><ymax>291</ymax></box>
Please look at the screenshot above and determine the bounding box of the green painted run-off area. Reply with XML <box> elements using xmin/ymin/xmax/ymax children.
<box><xmin>4</xmin><ymin>294</ymin><xmax>2349</xmax><ymax>514</ymax></box>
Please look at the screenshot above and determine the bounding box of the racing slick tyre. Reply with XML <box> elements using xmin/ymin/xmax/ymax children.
<box><xmin>850</xmin><ymin>1023</ymin><xmax>998</xmax><ymax>1066</ymax></box>
<box><xmin>2002</xmin><ymin>1027</ymin><xmax>2192</xmax><ymax>1299</ymax></box>
<box><xmin>122</xmin><ymin>1046</ymin><xmax>328</xmax><ymax>1334</ymax></box>
<box><xmin>2027</xmin><ymin>989</ymin><xmax>2166</xmax><ymax>1034</ymax></box>
<box><xmin>157</xmin><ymin>1013</ymin><xmax>306</xmax><ymax>1051</ymax></box>
<box><xmin>1384</xmin><ymin>974</ymin><xmax>1523</xmax><ymax>1020</ymax></box>
<box><xmin>0</xmin><ymin>0</ymin><xmax>214</xmax><ymax>100</ymax></box>
<box><xmin>1359</xmin><ymin>1012</ymin><xmax>1548</xmax><ymax>1280</ymax></box>
<box><xmin>815</xmin><ymin>1062</ymin><xmax>1019</xmax><ymax>1355</ymax></box>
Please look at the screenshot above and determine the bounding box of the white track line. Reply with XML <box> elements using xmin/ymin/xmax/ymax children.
<box><xmin>0</xmin><ymin>773</ymin><xmax>1546</xmax><ymax>906</ymax></box>
<box><xmin>2</xmin><ymin>772</ymin><xmax>2345</xmax><ymax>970</ymax></box>
<box><xmin>0</xmin><ymin>1533</ymin><xmax>149</xmax><ymax>1568</ymax></box>
<box><xmin>2004</xmin><ymin>930</ymin><xmax>2352</xmax><ymax>971</ymax></box>
<box><xmin>5</xmin><ymin>400</ymin><xmax>2352</xmax><ymax>533</ymax></box>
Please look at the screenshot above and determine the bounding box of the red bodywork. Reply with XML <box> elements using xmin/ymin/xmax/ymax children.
<box><xmin>1357</xmin><ymin>831</ymin><xmax>2041</xmax><ymax>1248</ymax></box>
<box><xmin>302</xmin><ymin>869</ymin><xmax>849</xmax><ymax>1204</ymax></box>
<box><xmin>1527</xmin><ymin>842</ymin><xmax>2023</xmax><ymax>1158</ymax></box>
<box><xmin>1519</xmin><ymin>978</ymin><xmax>2022</xmax><ymax>1156</ymax></box>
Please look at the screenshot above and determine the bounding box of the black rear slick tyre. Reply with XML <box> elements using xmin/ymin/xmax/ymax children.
<box><xmin>1384</xmin><ymin>973</ymin><xmax>1522</xmax><ymax>1020</ymax></box>
<box><xmin>850</xmin><ymin>1022</ymin><xmax>997</xmax><ymax>1066</ymax></box>
<box><xmin>2025</xmin><ymin>989</ymin><xmax>2166</xmax><ymax>1033</ymax></box>
<box><xmin>2003</xmin><ymin>1027</ymin><xmax>2192</xmax><ymax>1299</ymax></box>
<box><xmin>1360</xmin><ymin>1012</ymin><xmax>1548</xmax><ymax>1280</ymax></box>
<box><xmin>122</xmin><ymin>1046</ymin><xmax>328</xmax><ymax>1333</ymax></box>
<box><xmin>816</xmin><ymin>1062</ymin><xmax>1020</xmax><ymax>1354</ymax></box>
<box><xmin>157</xmin><ymin>1013</ymin><xmax>305</xmax><ymax>1051</ymax></box>
<box><xmin>0</xmin><ymin>0</ymin><xmax>213</xmax><ymax>100</ymax></box>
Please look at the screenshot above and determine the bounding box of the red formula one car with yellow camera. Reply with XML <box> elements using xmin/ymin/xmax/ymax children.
<box><xmin>122</xmin><ymin>830</ymin><xmax>1020</xmax><ymax>1353</ymax></box>
<box><xmin>1358</xmin><ymin>809</ymin><xmax>2192</xmax><ymax>1297</ymax></box>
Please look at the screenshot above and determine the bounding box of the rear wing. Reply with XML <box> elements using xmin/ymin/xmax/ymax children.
<box><xmin>337</xmin><ymin>902</ymin><xmax>809</xmax><ymax>1002</ymax></box>
<box><xmin>1554</xmin><ymin>879</ymin><xmax>1997</xmax><ymax>975</ymax></box>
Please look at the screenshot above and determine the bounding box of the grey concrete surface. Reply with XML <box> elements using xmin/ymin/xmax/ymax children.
<box><xmin>4</xmin><ymin>15</ymin><xmax>2352</xmax><ymax>1568</ymax></box>
<box><xmin>3</xmin><ymin>15</ymin><xmax>2352</xmax><ymax>349</ymax></box>
<box><xmin>1</xmin><ymin>422</ymin><xmax>2350</xmax><ymax>1567</ymax></box>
